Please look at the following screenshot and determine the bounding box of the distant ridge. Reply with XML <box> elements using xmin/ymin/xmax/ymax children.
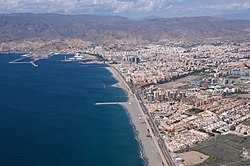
<box><xmin>0</xmin><ymin>13</ymin><xmax>249</xmax><ymax>44</ymax></box>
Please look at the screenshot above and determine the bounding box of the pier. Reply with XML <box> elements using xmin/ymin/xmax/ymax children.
<box><xmin>95</xmin><ymin>102</ymin><xmax>125</xmax><ymax>105</ymax></box>
<box><xmin>8</xmin><ymin>52</ymin><xmax>55</xmax><ymax>67</ymax></box>
<box><xmin>9</xmin><ymin>60</ymin><xmax>38</xmax><ymax>67</ymax></box>
<box><xmin>9</xmin><ymin>57</ymin><xmax>39</xmax><ymax>67</ymax></box>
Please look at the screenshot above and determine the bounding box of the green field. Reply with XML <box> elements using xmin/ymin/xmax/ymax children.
<box><xmin>242</xmin><ymin>118</ymin><xmax>250</xmax><ymax>126</ymax></box>
<box><xmin>184</xmin><ymin>134</ymin><xmax>250</xmax><ymax>166</ymax></box>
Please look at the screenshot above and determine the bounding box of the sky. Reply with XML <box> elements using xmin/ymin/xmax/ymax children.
<box><xmin>0</xmin><ymin>0</ymin><xmax>249</xmax><ymax>19</ymax></box>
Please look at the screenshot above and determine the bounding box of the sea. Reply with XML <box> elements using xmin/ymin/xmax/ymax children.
<box><xmin>0</xmin><ymin>53</ymin><xmax>144</xmax><ymax>166</ymax></box>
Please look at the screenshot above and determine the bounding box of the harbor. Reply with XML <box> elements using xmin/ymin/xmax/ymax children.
<box><xmin>7</xmin><ymin>52</ymin><xmax>105</xmax><ymax>67</ymax></box>
<box><xmin>8</xmin><ymin>52</ymin><xmax>55</xmax><ymax>67</ymax></box>
<box><xmin>9</xmin><ymin>57</ymin><xmax>39</xmax><ymax>67</ymax></box>
<box><xmin>61</xmin><ymin>52</ymin><xmax>105</xmax><ymax>64</ymax></box>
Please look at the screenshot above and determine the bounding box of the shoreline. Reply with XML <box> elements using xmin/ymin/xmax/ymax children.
<box><xmin>120</xmin><ymin>104</ymin><xmax>149</xmax><ymax>165</ymax></box>
<box><xmin>105</xmin><ymin>65</ymin><xmax>166</xmax><ymax>166</ymax></box>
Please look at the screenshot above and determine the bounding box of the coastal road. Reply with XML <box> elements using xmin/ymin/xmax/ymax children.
<box><xmin>136</xmin><ymin>94</ymin><xmax>176</xmax><ymax>166</ymax></box>
<box><xmin>107</xmin><ymin>66</ymin><xmax>176</xmax><ymax>166</ymax></box>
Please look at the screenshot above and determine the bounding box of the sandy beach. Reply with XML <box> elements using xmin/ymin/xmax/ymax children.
<box><xmin>105</xmin><ymin>65</ymin><xmax>167</xmax><ymax>166</ymax></box>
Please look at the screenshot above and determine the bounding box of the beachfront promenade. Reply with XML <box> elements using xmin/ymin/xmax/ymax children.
<box><xmin>135</xmin><ymin>94</ymin><xmax>176</xmax><ymax>166</ymax></box>
<box><xmin>102</xmin><ymin>66</ymin><xmax>176</xmax><ymax>166</ymax></box>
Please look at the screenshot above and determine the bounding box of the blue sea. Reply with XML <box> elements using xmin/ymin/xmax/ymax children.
<box><xmin>0</xmin><ymin>53</ymin><xmax>144</xmax><ymax>166</ymax></box>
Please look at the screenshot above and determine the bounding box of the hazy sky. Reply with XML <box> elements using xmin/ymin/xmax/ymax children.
<box><xmin>0</xmin><ymin>0</ymin><xmax>249</xmax><ymax>19</ymax></box>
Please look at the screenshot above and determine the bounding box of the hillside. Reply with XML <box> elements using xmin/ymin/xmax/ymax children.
<box><xmin>0</xmin><ymin>13</ymin><xmax>249</xmax><ymax>46</ymax></box>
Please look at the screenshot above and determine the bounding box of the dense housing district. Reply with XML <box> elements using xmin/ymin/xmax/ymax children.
<box><xmin>91</xmin><ymin>42</ymin><xmax>250</xmax><ymax>164</ymax></box>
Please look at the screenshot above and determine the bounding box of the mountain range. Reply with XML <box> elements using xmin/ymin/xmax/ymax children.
<box><xmin>0</xmin><ymin>13</ymin><xmax>249</xmax><ymax>45</ymax></box>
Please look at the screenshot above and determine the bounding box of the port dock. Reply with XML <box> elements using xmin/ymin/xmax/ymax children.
<box><xmin>9</xmin><ymin>57</ymin><xmax>39</xmax><ymax>67</ymax></box>
<box><xmin>8</xmin><ymin>52</ymin><xmax>55</xmax><ymax>67</ymax></box>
